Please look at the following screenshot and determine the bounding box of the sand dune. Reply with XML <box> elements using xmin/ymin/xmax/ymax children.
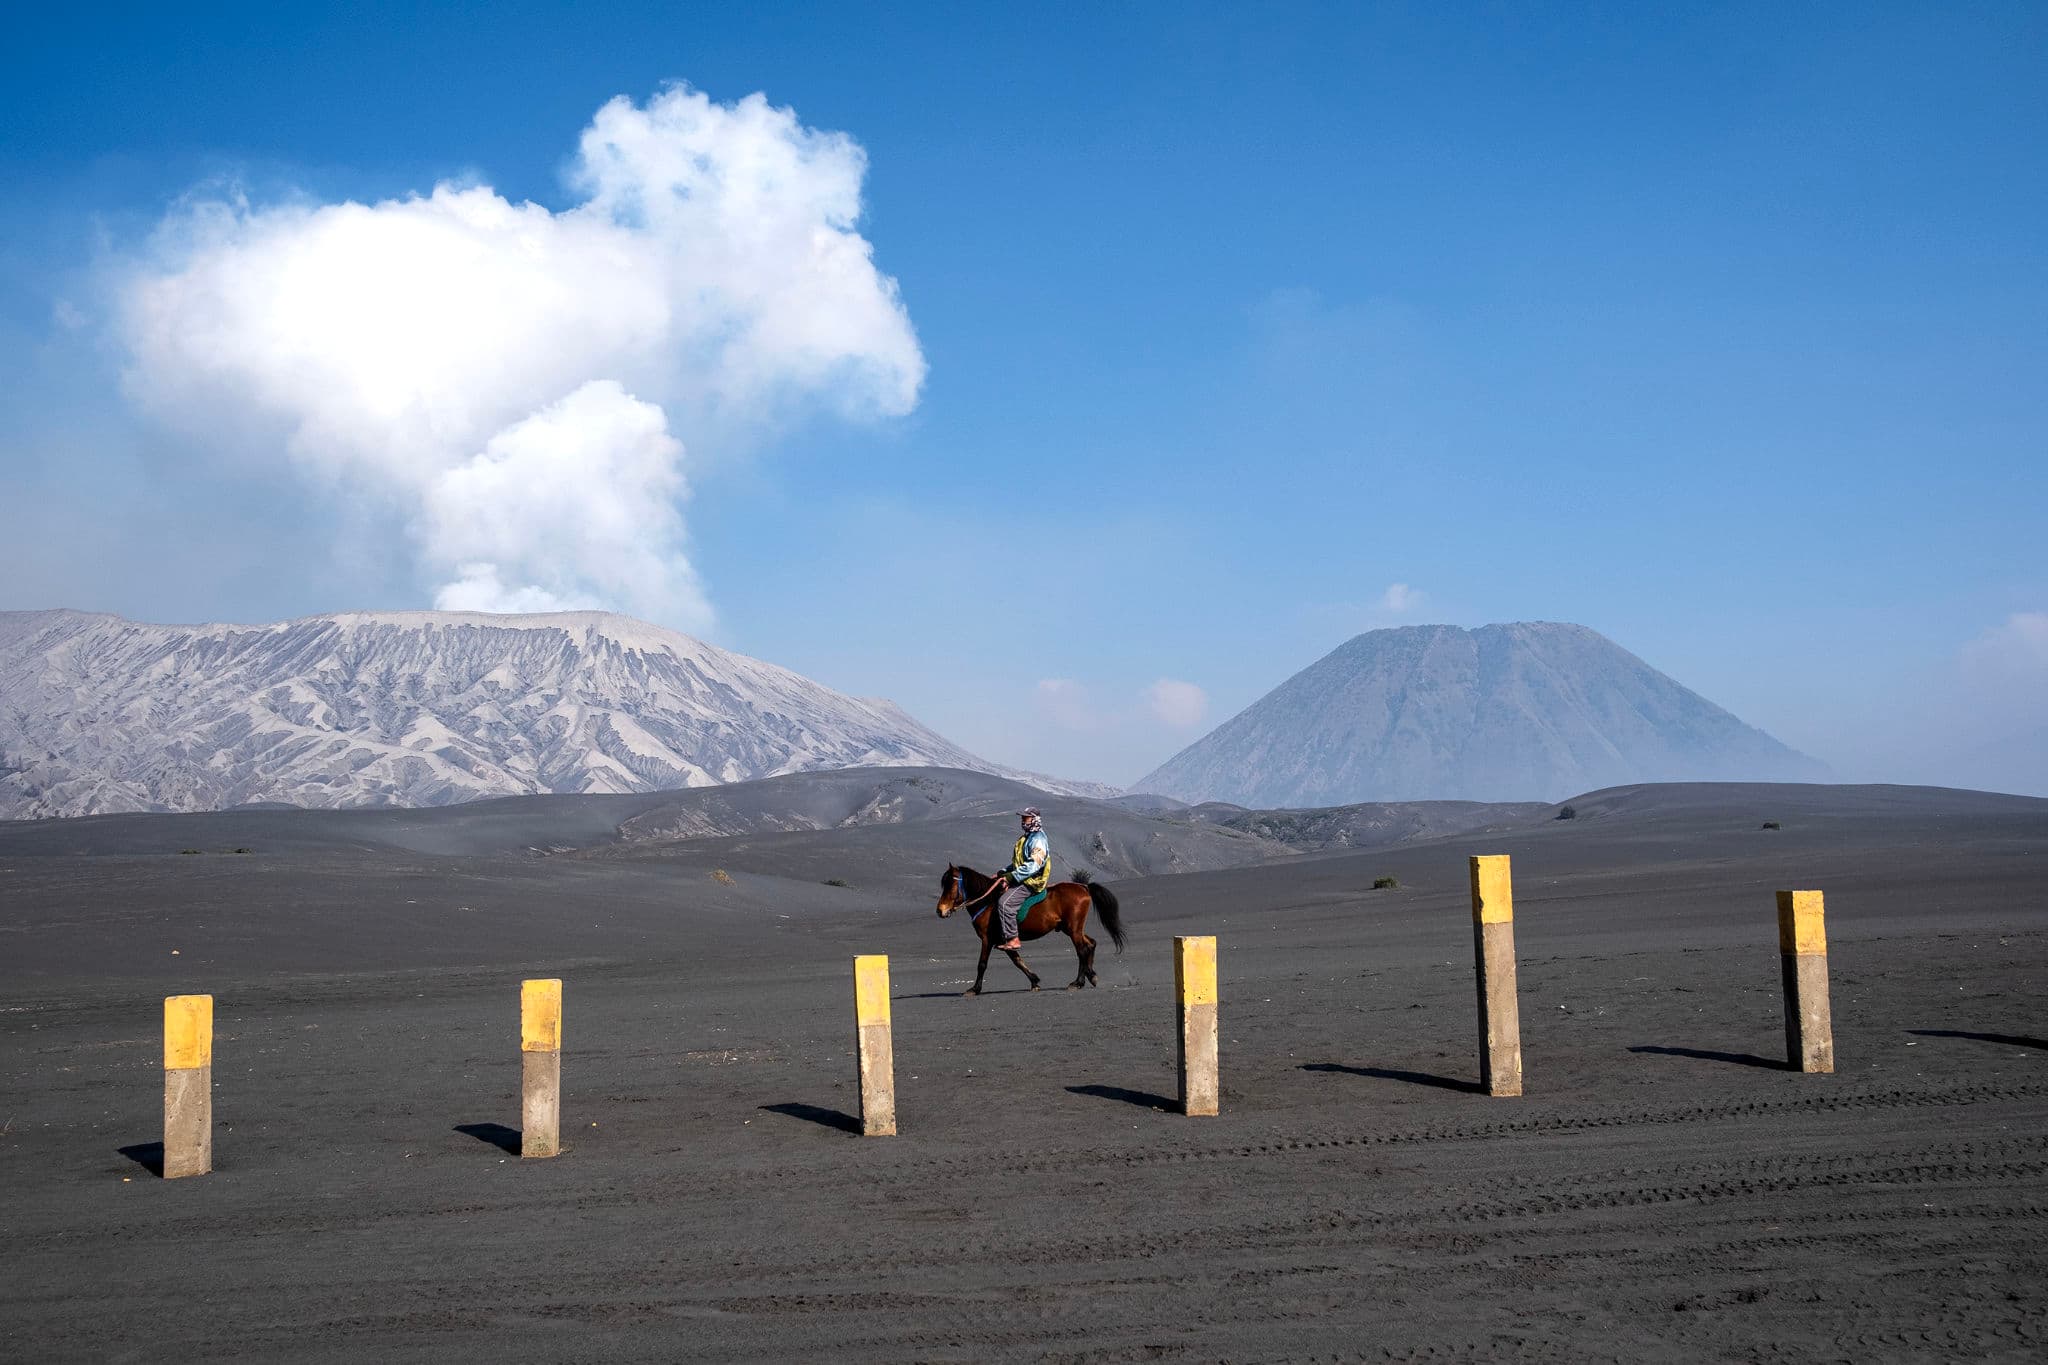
<box><xmin>2</xmin><ymin>777</ymin><xmax>2044</xmax><ymax>1358</ymax></box>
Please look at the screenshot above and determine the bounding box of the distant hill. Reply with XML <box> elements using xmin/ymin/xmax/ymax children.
<box><xmin>0</xmin><ymin>609</ymin><xmax>1108</xmax><ymax>819</ymax></box>
<box><xmin>1133</xmin><ymin>622</ymin><xmax>1831</xmax><ymax>806</ymax></box>
<box><xmin>0</xmin><ymin>764</ymin><xmax>1577</xmax><ymax>887</ymax></box>
<box><xmin>1186</xmin><ymin>797</ymin><xmax>1554</xmax><ymax>852</ymax></box>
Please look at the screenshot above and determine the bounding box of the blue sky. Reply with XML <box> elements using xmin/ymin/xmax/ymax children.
<box><xmin>3</xmin><ymin>2</ymin><xmax>2044</xmax><ymax>791</ymax></box>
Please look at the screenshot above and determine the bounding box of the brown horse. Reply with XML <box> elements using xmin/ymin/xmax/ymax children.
<box><xmin>936</xmin><ymin>865</ymin><xmax>1126</xmax><ymax>994</ymax></box>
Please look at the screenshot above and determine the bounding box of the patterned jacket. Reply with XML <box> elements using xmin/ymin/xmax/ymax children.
<box><xmin>1006</xmin><ymin>829</ymin><xmax>1051</xmax><ymax>892</ymax></box>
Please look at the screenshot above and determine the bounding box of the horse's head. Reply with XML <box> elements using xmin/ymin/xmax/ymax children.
<box><xmin>936</xmin><ymin>864</ymin><xmax>970</xmax><ymax>918</ymax></box>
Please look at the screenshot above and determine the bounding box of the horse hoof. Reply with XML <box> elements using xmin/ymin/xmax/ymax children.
<box><xmin>962</xmin><ymin>988</ymin><xmax>980</xmax><ymax>997</ymax></box>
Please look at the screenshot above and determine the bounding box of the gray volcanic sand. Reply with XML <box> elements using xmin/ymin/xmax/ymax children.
<box><xmin>3</xmin><ymin>779</ymin><xmax>2046</xmax><ymax>1360</ymax></box>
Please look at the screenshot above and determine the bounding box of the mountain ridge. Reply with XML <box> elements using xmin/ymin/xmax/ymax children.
<box><xmin>0</xmin><ymin>608</ymin><xmax>1108</xmax><ymax>819</ymax></box>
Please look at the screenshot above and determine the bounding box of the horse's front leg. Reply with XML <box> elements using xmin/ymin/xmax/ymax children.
<box><xmin>967</xmin><ymin>935</ymin><xmax>991</xmax><ymax>996</ymax></box>
<box><xmin>1006</xmin><ymin>943</ymin><xmax>1042</xmax><ymax>991</ymax></box>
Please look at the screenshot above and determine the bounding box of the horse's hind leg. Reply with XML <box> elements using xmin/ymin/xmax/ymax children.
<box><xmin>1007</xmin><ymin>945</ymin><xmax>1041</xmax><ymax>991</ymax></box>
<box><xmin>1067</xmin><ymin>929</ymin><xmax>1094</xmax><ymax>990</ymax></box>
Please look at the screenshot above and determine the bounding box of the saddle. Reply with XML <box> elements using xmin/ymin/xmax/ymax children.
<box><xmin>981</xmin><ymin>887</ymin><xmax>1047</xmax><ymax>920</ymax></box>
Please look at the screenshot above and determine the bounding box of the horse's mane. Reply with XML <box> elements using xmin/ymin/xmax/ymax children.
<box><xmin>940</xmin><ymin>863</ymin><xmax>996</xmax><ymax>893</ymax></box>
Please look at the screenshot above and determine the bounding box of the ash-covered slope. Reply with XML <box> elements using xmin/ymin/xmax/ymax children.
<box><xmin>0</xmin><ymin>609</ymin><xmax>1097</xmax><ymax>819</ymax></box>
<box><xmin>0</xmin><ymin>765</ymin><xmax>1571</xmax><ymax>892</ymax></box>
<box><xmin>1187</xmin><ymin>797</ymin><xmax>1554</xmax><ymax>852</ymax></box>
<box><xmin>596</xmin><ymin>766</ymin><xmax>1297</xmax><ymax>886</ymax></box>
<box><xmin>1134</xmin><ymin>622</ymin><xmax>1830</xmax><ymax>806</ymax></box>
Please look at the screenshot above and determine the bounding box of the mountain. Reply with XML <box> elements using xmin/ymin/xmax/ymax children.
<box><xmin>1132</xmin><ymin>622</ymin><xmax>1830</xmax><ymax>806</ymax></box>
<box><xmin>0</xmin><ymin>609</ymin><xmax>1106</xmax><ymax>820</ymax></box>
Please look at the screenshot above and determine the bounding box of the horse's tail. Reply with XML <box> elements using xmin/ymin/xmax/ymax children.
<box><xmin>1086</xmin><ymin>882</ymin><xmax>1126</xmax><ymax>953</ymax></box>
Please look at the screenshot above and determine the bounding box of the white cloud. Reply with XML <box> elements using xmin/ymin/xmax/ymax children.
<box><xmin>113</xmin><ymin>84</ymin><xmax>924</xmax><ymax>631</ymax></box>
<box><xmin>1959</xmin><ymin>611</ymin><xmax>2048</xmax><ymax>681</ymax></box>
<box><xmin>1885</xmin><ymin>610</ymin><xmax>2048</xmax><ymax>796</ymax></box>
<box><xmin>1035</xmin><ymin>678</ymin><xmax>1100</xmax><ymax>731</ymax></box>
<box><xmin>1144</xmin><ymin>678</ymin><xmax>1209</xmax><ymax>728</ymax></box>
<box><xmin>1039</xmin><ymin>677</ymin><xmax>1210</xmax><ymax>732</ymax></box>
<box><xmin>1380</xmin><ymin>582</ymin><xmax>1424</xmax><ymax>613</ymax></box>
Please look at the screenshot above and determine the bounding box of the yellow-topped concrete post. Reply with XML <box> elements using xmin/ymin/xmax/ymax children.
<box><xmin>1175</xmin><ymin>935</ymin><xmax>1219</xmax><ymax>1116</ymax></box>
<box><xmin>1470</xmin><ymin>856</ymin><xmax>1523</xmax><ymax>1097</ymax></box>
<box><xmin>1777</xmin><ymin>891</ymin><xmax>1834</xmax><ymax>1073</ymax></box>
<box><xmin>520</xmin><ymin>978</ymin><xmax>562</xmax><ymax>1158</ymax></box>
<box><xmin>853</xmin><ymin>955</ymin><xmax>896</xmax><ymax>1136</ymax></box>
<box><xmin>162</xmin><ymin>994</ymin><xmax>213</xmax><ymax>1178</ymax></box>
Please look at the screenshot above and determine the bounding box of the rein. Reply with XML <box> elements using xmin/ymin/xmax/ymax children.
<box><xmin>953</xmin><ymin>868</ymin><xmax>1005</xmax><ymax>916</ymax></box>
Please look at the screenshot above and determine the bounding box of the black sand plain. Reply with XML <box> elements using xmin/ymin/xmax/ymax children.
<box><xmin>3</xmin><ymin>771</ymin><xmax>2046</xmax><ymax>1361</ymax></box>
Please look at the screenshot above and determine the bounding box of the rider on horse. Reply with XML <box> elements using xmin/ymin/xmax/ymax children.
<box><xmin>994</xmin><ymin>808</ymin><xmax>1051</xmax><ymax>951</ymax></box>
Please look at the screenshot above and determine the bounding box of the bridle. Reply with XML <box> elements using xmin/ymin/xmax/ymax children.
<box><xmin>947</xmin><ymin>868</ymin><xmax>1004</xmax><ymax>918</ymax></box>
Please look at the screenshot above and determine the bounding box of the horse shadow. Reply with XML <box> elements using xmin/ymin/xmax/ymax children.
<box><xmin>1908</xmin><ymin>1029</ymin><xmax>2048</xmax><ymax>1050</ymax></box>
<box><xmin>759</xmin><ymin>1102</ymin><xmax>861</xmax><ymax>1134</ymax></box>
<box><xmin>454</xmin><ymin>1122</ymin><xmax>522</xmax><ymax>1154</ymax></box>
<box><xmin>1628</xmin><ymin>1045</ymin><xmax>1786</xmax><ymax>1071</ymax></box>
<box><xmin>1067</xmin><ymin>1084</ymin><xmax>1178</xmax><ymax>1111</ymax></box>
<box><xmin>1299</xmin><ymin>1062</ymin><xmax>1484</xmax><ymax>1094</ymax></box>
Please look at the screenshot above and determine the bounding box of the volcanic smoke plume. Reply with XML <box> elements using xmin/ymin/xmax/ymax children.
<box><xmin>114</xmin><ymin>85</ymin><xmax>926</xmax><ymax>629</ymax></box>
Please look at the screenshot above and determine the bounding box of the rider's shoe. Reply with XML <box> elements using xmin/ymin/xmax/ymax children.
<box><xmin>996</xmin><ymin>938</ymin><xmax>1021</xmax><ymax>951</ymax></box>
